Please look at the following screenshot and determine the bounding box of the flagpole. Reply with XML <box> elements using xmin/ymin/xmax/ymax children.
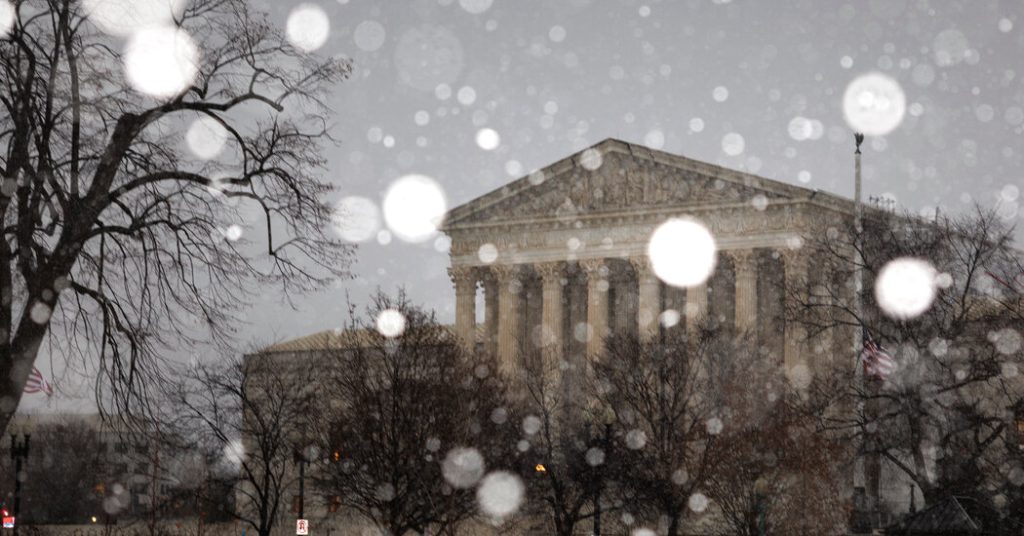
<box><xmin>854</xmin><ymin>132</ymin><xmax>865</xmax><ymax>373</ymax></box>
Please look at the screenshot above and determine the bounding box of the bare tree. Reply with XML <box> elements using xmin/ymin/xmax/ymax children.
<box><xmin>706</xmin><ymin>393</ymin><xmax>849</xmax><ymax>536</ymax></box>
<box><xmin>0</xmin><ymin>0</ymin><xmax>352</xmax><ymax>432</ymax></box>
<box><xmin>589</xmin><ymin>330</ymin><xmax>733</xmax><ymax>536</ymax></box>
<box><xmin>172</xmin><ymin>354</ymin><xmax>316</xmax><ymax>536</ymax></box>
<box><xmin>313</xmin><ymin>292</ymin><xmax>510</xmax><ymax>536</ymax></box>
<box><xmin>791</xmin><ymin>206</ymin><xmax>1024</xmax><ymax>512</ymax></box>
<box><xmin>513</xmin><ymin>351</ymin><xmax>616</xmax><ymax>536</ymax></box>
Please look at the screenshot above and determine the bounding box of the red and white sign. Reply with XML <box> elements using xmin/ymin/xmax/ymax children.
<box><xmin>2</xmin><ymin>516</ymin><xmax>15</xmax><ymax>528</ymax></box>
<box><xmin>296</xmin><ymin>519</ymin><xmax>308</xmax><ymax>535</ymax></box>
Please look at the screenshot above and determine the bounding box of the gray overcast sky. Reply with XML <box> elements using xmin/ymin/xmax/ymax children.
<box><xmin>23</xmin><ymin>0</ymin><xmax>1024</xmax><ymax>411</ymax></box>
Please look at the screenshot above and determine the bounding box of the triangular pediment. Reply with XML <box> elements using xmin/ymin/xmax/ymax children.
<box><xmin>443</xmin><ymin>138</ymin><xmax>824</xmax><ymax>228</ymax></box>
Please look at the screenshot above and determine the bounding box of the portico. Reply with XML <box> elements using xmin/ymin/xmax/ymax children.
<box><xmin>442</xmin><ymin>139</ymin><xmax>852</xmax><ymax>381</ymax></box>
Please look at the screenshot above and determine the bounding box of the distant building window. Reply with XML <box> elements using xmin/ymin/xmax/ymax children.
<box><xmin>328</xmin><ymin>495</ymin><xmax>342</xmax><ymax>513</ymax></box>
<box><xmin>291</xmin><ymin>495</ymin><xmax>301</xmax><ymax>513</ymax></box>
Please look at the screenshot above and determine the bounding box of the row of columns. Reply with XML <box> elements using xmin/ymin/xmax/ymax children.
<box><xmin>449</xmin><ymin>249</ymin><xmax>808</xmax><ymax>374</ymax></box>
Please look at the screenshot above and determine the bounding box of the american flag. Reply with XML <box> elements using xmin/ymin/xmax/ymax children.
<box><xmin>24</xmin><ymin>366</ymin><xmax>54</xmax><ymax>396</ymax></box>
<box><xmin>862</xmin><ymin>332</ymin><xmax>896</xmax><ymax>379</ymax></box>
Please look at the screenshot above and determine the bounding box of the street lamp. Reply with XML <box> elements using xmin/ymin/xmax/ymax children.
<box><xmin>9</xmin><ymin>434</ymin><xmax>30</xmax><ymax>536</ymax></box>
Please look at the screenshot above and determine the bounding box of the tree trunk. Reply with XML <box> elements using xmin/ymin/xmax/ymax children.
<box><xmin>0</xmin><ymin>315</ymin><xmax>49</xmax><ymax>432</ymax></box>
<box><xmin>667</xmin><ymin>513</ymin><xmax>681</xmax><ymax>536</ymax></box>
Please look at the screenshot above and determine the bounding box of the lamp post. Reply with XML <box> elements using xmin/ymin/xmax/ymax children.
<box><xmin>9</xmin><ymin>434</ymin><xmax>30</xmax><ymax>536</ymax></box>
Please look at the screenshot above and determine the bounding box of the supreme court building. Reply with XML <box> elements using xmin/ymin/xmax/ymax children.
<box><xmin>443</xmin><ymin>137</ymin><xmax>852</xmax><ymax>385</ymax></box>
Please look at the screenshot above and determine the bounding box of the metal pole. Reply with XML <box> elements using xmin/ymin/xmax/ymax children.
<box><xmin>10</xmin><ymin>434</ymin><xmax>30</xmax><ymax>536</ymax></box>
<box><xmin>298</xmin><ymin>456</ymin><xmax>305</xmax><ymax>520</ymax></box>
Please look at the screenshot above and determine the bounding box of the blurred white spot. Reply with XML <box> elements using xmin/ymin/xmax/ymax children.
<box><xmin>750</xmin><ymin>194</ymin><xmax>768</xmax><ymax>211</ymax></box>
<box><xmin>688</xmin><ymin>492</ymin><xmax>709</xmax><ymax>513</ymax></box>
<box><xmin>659</xmin><ymin>309</ymin><xmax>681</xmax><ymax>328</ymax></box>
<box><xmin>625</xmin><ymin>429</ymin><xmax>647</xmax><ymax>449</ymax></box>
<box><xmin>528</xmin><ymin>170</ymin><xmax>546</xmax><ymax>185</ymax></box>
<box><xmin>643</xmin><ymin>129</ymin><xmax>665</xmax><ymax>149</ymax></box>
<box><xmin>124</xmin><ymin>26</ymin><xmax>199</xmax><ymax>99</ymax></box>
<box><xmin>999</xmin><ymin>18</ymin><xmax>1013</xmax><ymax>32</ymax></box>
<box><xmin>1001</xmin><ymin>184</ymin><xmax>1019</xmax><ymax>202</ymax></box>
<box><xmin>632</xmin><ymin>529</ymin><xmax>656</xmax><ymax>536</ymax></box>
<box><xmin>0</xmin><ymin>1</ymin><xmax>14</xmax><ymax>38</ymax></box>
<box><xmin>522</xmin><ymin>415</ymin><xmax>542</xmax><ymax>435</ymax></box>
<box><xmin>475</xmin><ymin>128</ymin><xmax>500</xmax><ymax>150</ymax></box>
<box><xmin>721</xmin><ymin>132</ymin><xmax>745</xmax><ymax>156</ymax></box>
<box><xmin>689</xmin><ymin>117</ymin><xmax>705</xmax><ymax>132</ymax></box>
<box><xmin>706</xmin><ymin>417</ymin><xmax>723</xmax><ymax>435</ymax></box>
<box><xmin>376</xmin><ymin>309</ymin><xmax>406</xmax><ymax>337</ymax></box>
<box><xmin>549</xmin><ymin>25</ymin><xmax>566</xmax><ymax>42</ymax></box>
<box><xmin>382</xmin><ymin>174</ymin><xmax>447</xmax><ymax>242</ymax></box>
<box><xmin>798</xmin><ymin>170</ymin><xmax>812</xmax><ymax>183</ymax></box>
<box><xmin>585</xmin><ymin>447</ymin><xmax>605</xmax><ymax>466</ymax></box>
<box><xmin>29</xmin><ymin>302</ymin><xmax>52</xmax><ymax>324</ymax></box>
<box><xmin>933</xmin><ymin>28</ymin><xmax>969</xmax><ymax>66</ymax></box>
<box><xmin>223</xmin><ymin>225</ymin><xmax>242</xmax><ymax>241</ymax></box>
<box><xmin>843</xmin><ymin>72</ymin><xmax>906</xmax><ymax>136</ymax></box>
<box><xmin>459</xmin><ymin>0</ymin><xmax>493</xmax><ymax>14</ymax></box>
<box><xmin>434</xmin><ymin>234</ymin><xmax>452</xmax><ymax>252</ymax></box>
<box><xmin>976</xmin><ymin>104</ymin><xmax>995</xmax><ymax>122</ymax></box>
<box><xmin>83</xmin><ymin>0</ymin><xmax>186</xmax><ymax>36</ymax></box>
<box><xmin>395</xmin><ymin>25</ymin><xmax>464</xmax><ymax>91</ymax></box>
<box><xmin>332</xmin><ymin>196</ymin><xmax>380</xmax><ymax>243</ymax></box>
<box><xmin>223</xmin><ymin>439</ymin><xmax>246</xmax><ymax>468</ymax></box>
<box><xmin>992</xmin><ymin>328</ymin><xmax>1022</xmax><ymax>355</ymax></box>
<box><xmin>376</xmin><ymin>483</ymin><xmax>395</xmax><ymax>501</ymax></box>
<box><xmin>186</xmin><ymin>116</ymin><xmax>228</xmax><ymax>160</ymax></box>
<box><xmin>442</xmin><ymin>447</ymin><xmax>485</xmax><ymax>488</ymax></box>
<box><xmin>287</xmin><ymin>4</ymin><xmax>330</xmax><ymax>52</ymax></box>
<box><xmin>875</xmin><ymin>257</ymin><xmax>938</xmax><ymax>319</ymax></box>
<box><xmin>580</xmin><ymin>148</ymin><xmax>603</xmax><ymax>170</ymax></box>
<box><xmin>414</xmin><ymin>110</ymin><xmax>430</xmax><ymax>126</ymax></box>
<box><xmin>672</xmin><ymin>468</ymin><xmax>688</xmax><ymax>485</ymax></box>
<box><xmin>477</xmin><ymin>471</ymin><xmax>524</xmax><ymax>519</ymax></box>
<box><xmin>638</xmin><ymin>5</ymin><xmax>651</xmax><ymax>17</ymax></box>
<box><xmin>787</xmin><ymin>363</ymin><xmax>813</xmax><ymax>390</ymax></box>
<box><xmin>478</xmin><ymin>243</ymin><xmax>499</xmax><ymax>263</ymax></box>
<box><xmin>712</xmin><ymin>86</ymin><xmax>729</xmax><ymax>102</ymax></box>
<box><xmin>840</xmin><ymin>55</ymin><xmax>853</xmax><ymax>69</ymax></box>
<box><xmin>457</xmin><ymin>86</ymin><xmax>477</xmax><ymax>106</ymax></box>
<box><xmin>788</xmin><ymin>116</ymin><xmax>824</xmax><ymax>141</ymax></box>
<box><xmin>354</xmin><ymin>20</ymin><xmax>386</xmax><ymax>52</ymax></box>
<box><xmin>648</xmin><ymin>219</ymin><xmax>717</xmax><ymax>288</ymax></box>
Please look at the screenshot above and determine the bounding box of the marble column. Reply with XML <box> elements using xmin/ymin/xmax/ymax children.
<box><xmin>494</xmin><ymin>265</ymin><xmax>523</xmax><ymax>375</ymax></box>
<box><xmin>686</xmin><ymin>283</ymin><xmax>708</xmax><ymax>335</ymax></box>
<box><xmin>481</xmin><ymin>271</ymin><xmax>499</xmax><ymax>358</ymax></box>
<box><xmin>782</xmin><ymin>250</ymin><xmax>809</xmax><ymax>384</ymax></box>
<box><xmin>631</xmin><ymin>257</ymin><xmax>660</xmax><ymax>341</ymax></box>
<box><xmin>729</xmin><ymin>250</ymin><xmax>758</xmax><ymax>334</ymax></box>
<box><xmin>536</xmin><ymin>262</ymin><xmax>565</xmax><ymax>380</ymax></box>
<box><xmin>581</xmin><ymin>259</ymin><xmax>609</xmax><ymax>357</ymax></box>
<box><xmin>449</xmin><ymin>266</ymin><xmax>477</xmax><ymax>352</ymax></box>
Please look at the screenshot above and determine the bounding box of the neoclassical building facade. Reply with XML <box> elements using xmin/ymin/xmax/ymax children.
<box><xmin>250</xmin><ymin>138</ymin><xmax>933</xmax><ymax>534</ymax></box>
<box><xmin>442</xmin><ymin>138</ymin><xmax>854</xmax><ymax>385</ymax></box>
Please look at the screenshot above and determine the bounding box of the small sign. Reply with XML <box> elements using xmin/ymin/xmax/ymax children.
<box><xmin>2</xmin><ymin>516</ymin><xmax>14</xmax><ymax>529</ymax></box>
<box><xmin>296</xmin><ymin>519</ymin><xmax>308</xmax><ymax>535</ymax></box>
